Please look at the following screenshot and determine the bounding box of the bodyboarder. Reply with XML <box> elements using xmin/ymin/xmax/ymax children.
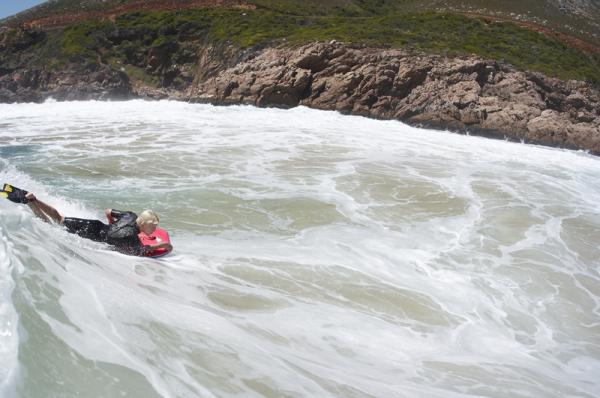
<box><xmin>1</xmin><ymin>183</ymin><xmax>172</xmax><ymax>257</ymax></box>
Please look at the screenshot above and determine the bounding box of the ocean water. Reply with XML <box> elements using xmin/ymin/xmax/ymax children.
<box><xmin>0</xmin><ymin>100</ymin><xmax>599</xmax><ymax>398</ymax></box>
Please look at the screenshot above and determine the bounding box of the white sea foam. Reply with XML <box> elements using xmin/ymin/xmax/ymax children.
<box><xmin>0</xmin><ymin>221</ymin><xmax>19</xmax><ymax>398</ymax></box>
<box><xmin>0</xmin><ymin>100</ymin><xmax>599</xmax><ymax>397</ymax></box>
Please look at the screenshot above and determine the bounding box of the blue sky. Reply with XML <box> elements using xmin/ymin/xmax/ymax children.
<box><xmin>0</xmin><ymin>0</ymin><xmax>47</xmax><ymax>20</ymax></box>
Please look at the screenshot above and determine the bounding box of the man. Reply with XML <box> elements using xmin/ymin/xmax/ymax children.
<box><xmin>2</xmin><ymin>183</ymin><xmax>172</xmax><ymax>257</ymax></box>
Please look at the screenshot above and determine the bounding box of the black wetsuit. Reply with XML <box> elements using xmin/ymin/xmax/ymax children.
<box><xmin>63</xmin><ymin>210</ymin><xmax>143</xmax><ymax>256</ymax></box>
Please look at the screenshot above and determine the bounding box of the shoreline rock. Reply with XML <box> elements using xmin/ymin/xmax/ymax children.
<box><xmin>1</xmin><ymin>40</ymin><xmax>599</xmax><ymax>155</ymax></box>
<box><xmin>191</xmin><ymin>42</ymin><xmax>600</xmax><ymax>154</ymax></box>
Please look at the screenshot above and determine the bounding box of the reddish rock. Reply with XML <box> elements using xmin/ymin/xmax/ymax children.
<box><xmin>191</xmin><ymin>42</ymin><xmax>599</xmax><ymax>154</ymax></box>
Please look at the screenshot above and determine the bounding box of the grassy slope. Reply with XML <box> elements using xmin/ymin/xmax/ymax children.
<box><xmin>2</xmin><ymin>1</ymin><xmax>599</xmax><ymax>84</ymax></box>
<box><xmin>4</xmin><ymin>0</ymin><xmax>600</xmax><ymax>41</ymax></box>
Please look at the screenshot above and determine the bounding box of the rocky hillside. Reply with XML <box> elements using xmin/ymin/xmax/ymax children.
<box><xmin>194</xmin><ymin>42</ymin><xmax>600</xmax><ymax>153</ymax></box>
<box><xmin>3</xmin><ymin>0</ymin><xmax>599</xmax><ymax>46</ymax></box>
<box><xmin>1</xmin><ymin>1</ymin><xmax>599</xmax><ymax>153</ymax></box>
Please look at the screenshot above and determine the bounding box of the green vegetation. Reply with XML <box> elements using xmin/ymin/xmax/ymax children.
<box><xmin>60</xmin><ymin>24</ymin><xmax>97</xmax><ymax>57</ymax></box>
<box><xmin>4</xmin><ymin>0</ymin><xmax>599</xmax><ymax>46</ymax></box>
<box><xmin>129</xmin><ymin>9</ymin><xmax>600</xmax><ymax>83</ymax></box>
<box><xmin>8</xmin><ymin>5</ymin><xmax>600</xmax><ymax>84</ymax></box>
<box><xmin>122</xmin><ymin>63</ymin><xmax>160</xmax><ymax>87</ymax></box>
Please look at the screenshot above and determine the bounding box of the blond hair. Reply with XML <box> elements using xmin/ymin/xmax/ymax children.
<box><xmin>136</xmin><ymin>210</ymin><xmax>159</xmax><ymax>227</ymax></box>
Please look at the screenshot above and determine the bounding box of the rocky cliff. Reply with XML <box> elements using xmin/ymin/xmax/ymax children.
<box><xmin>1</xmin><ymin>5</ymin><xmax>599</xmax><ymax>154</ymax></box>
<box><xmin>192</xmin><ymin>42</ymin><xmax>600</xmax><ymax>154</ymax></box>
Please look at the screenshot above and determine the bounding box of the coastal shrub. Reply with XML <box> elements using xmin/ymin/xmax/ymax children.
<box><xmin>30</xmin><ymin>8</ymin><xmax>600</xmax><ymax>84</ymax></box>
<box><xmin>59</xmin><ymin>18</ymin><xmax>111</xmax><ymax>60</ymax></box>
<box><xmin>60</xmin><ymin>24</ymin><xmax>93</xmax><ymax>56</ymax></box>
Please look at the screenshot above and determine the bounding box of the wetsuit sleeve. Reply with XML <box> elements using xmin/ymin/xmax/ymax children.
<box><xmin>110</xmin><ymin>209</ymin><xmax>135</xmax><ymax>222</ymax></box>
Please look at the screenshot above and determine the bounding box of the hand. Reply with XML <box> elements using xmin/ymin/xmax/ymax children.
<box><xmin>142</xmin><ymin>242</ymin><xmax>173</xmax><ymax>256</ymax></box>
<box><xmin>155</xmin><ymin>242</ymin><xmax>173</xmax><ymax>251</ymax></box>
<box><xmin>104</xmin><ymin>209</ymin><xmax>114</xmax><ymax>224</ymax></box>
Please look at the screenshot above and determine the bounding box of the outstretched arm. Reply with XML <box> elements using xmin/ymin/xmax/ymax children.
<box><xmin>26</xmin><ymin>192</ymin><xmax>64</xmax><ymax>224</ymax></box>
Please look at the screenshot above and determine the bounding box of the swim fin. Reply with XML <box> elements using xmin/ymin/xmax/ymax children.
<box><xmin>1</xmin><ymin>183</ymin><xmax>30</xmax><ymax>204</ymax></box>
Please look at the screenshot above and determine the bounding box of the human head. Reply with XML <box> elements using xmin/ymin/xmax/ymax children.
<box><xmin>137</xmin><ymin>209</ymin><xmax>159</xmax><ymax>234</ymax></box>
